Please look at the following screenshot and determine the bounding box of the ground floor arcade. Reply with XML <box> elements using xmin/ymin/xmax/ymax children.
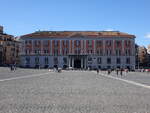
<box><xmin>20</xmin><ymin>55</ymin><xmax>135</xmax><ymax>70</ymax></box>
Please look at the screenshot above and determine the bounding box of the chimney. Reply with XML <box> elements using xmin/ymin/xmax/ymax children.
<box><xmin>0</xmin><ymin>26</ymin><xmax>3</xmax><ymax>33</ymax></box>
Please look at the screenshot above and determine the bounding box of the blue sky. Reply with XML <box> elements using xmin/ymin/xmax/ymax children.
<box><xmin>0</xmin><ymin>0</ymin><xmax>150</xmax><ymax>47</ymax></box>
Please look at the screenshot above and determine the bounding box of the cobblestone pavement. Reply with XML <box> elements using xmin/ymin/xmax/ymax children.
<box><xmin>100</xmin><ymin>70</ymin><xmax>150</xmax><ymax>86</ymax></box>
<box><xmin>0</xmin><ymin>67</ymin><xmax>49</xmax><ymax>80</ymax></box>
<box><xmin>0</xmin><ymin>69</ymin><xmax>150</xmax><ymax>113</ymax></box>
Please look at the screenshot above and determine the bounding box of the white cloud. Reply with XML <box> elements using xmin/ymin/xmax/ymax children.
<box><xmin>105</xmin><ymin>29</ymin><xmax>114</xmax><ymax>31</ymax></box>
<box><xmin>145</xmin><ymin>33</ymin><xmax>150</xmax><ymax>39</ymax></box>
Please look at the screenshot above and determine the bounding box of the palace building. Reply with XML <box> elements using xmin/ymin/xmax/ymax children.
<box><xmin>19</xmin><ymin>31</ymin><xmax>136</xmax><ymax>69</ymax></box>
<box><xmin>0</xmin><ymin>26</ymin><xmax>19</xmax><ymax>66</ymax></box>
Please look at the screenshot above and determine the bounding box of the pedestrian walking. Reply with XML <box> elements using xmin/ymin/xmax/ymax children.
<box><xmin>108</xmin><ymin>69</ymin><xmax>111</xmax><ymax>75</ymax></box>
<box><xmin>116</xmin><ymin>68</ymin><xmax>119</xmax><ymax>76</ymax></box>
<box><xmin>125</xmin><ymin>69</ymin><xmax>128</xmax><ymax>76</ymax></box>
<box><xmin>10</xmin><ymin>64</ymin><xmax>12</xmax><ymax>71</ymax></box>
<box><xmin>97</xmin><ymin>68</ymin><xmax>99</xmax><ymax>74</ymax></box>
<box><xmin>10</xmin><ymin>64</ymin><xmax>14</xmax><ymax>71</ymax></box>
<box><xmin>120</xmin><ymin>68</ymin><xmax>123</xmax><ymax>77</ymax></box>
<box><xmin>14</xmin><ymin>63</ymin><xmax>16</xmax><ymax>71</ymax></box>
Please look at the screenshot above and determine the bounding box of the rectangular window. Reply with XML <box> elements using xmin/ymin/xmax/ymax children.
<box><xmin>54</xmin><ymin>57</ymin><xmax>58</xmax><ymax>64</ymax></box>
<box><xmin>64</xmin><ymin>48</ymin><xmax>69</xmax><ymax>55</ymax></box>
<box><xmin>63</xmin><ymin>57</ymin><xmax>67</xmax><ymax>64</ymax></box>
<box><xmin>54</xmin><ymin>40</ymin><xmax>58</xmax><ymax>46</ymax></box>
<box><xmin>35</xmin><ymin>57</ymin><xmax>39</xmax><ymax>65</ymax></box>
<box><xmin>107</xmin><ymin>58</ymin><xmax>111</xmax><ymax>64</ymax></box>
<box><xmin>116</xmin><ymin>41</ymin><xmax>121</xmax><ymax>48</ymax></box>
<box><xmin>88</xmin><ymin>40</ymin><xmax>92</xmax><ymax>46</ymax></box>
<box><xmin>34</xmin><ymin>49</ymin><xmax>40</xmax><ymax>54</ymax></box>
<box><xmin>25</xmin><ymin>57</ymin><xmax>30</xmax><ymax>65</ymax></box>
<box><xmin>25</xmin><ymin>41</ymin><xmax>28</xmax><ymax>44</ymax></box>
<box><xmin>43</xmin><ymin>41</ymin><xmax>49</xmax><ymax>46</ymax></box>
<box><xmin>128</xmin><ymin>49</ymin><xmax>131</xmax><ymax>56</ymax></box>
<box><xmin>38</xmin><ymin>41</ymin><xmax>41</xmax><ymax>45</ymax></box>
<box><xmin>106</xmin><ymin>49</ymin><xmax>111</xmax><ymax>56</ymax></box>
<box><xmin>88</xmin><ymin>57</ymin><xmax>92</xmax><ymax>62</ymax></box>
<box><xmin>116</xmin><ymin>49</ymin><xmax>121</xmax><ymax>56</ymax></box>
<box><xmin>126</xmin><ymin>40</ymin><xmax>131</xmax><ymax>47</ymax></box>
<box><xmin>116</xmin><ymin>58</ymin><xmax>121</xmax><ymax>64</ymax></box>
<box><xmin>44</xmin><ymin>49</ymin><xmax>49</xmax><ymax>54</ymax></box>
<box><xmin>54</xmin><ymin>49</ymin><xmax>58</xmax><ymax>55</ymax></box>
<box><xmin>96</xmin><ymin>49</ymin><xmax>103</xmax><ymax>55</ymax></box>
<box><xmin>96</xmin><ymin>40</ymin><xmax>102</xmax><ymax>47</ymax></box>
<box><xmin>97</xmin><ymin>57</ymin><xmax>102</xmax><ymax>64</ymax></box>
<box><xmin>34</xmin><ymin>40</ymin><xmax>39</xmax><ymax>46</ymax></box>
<box><xmin>75</xmin><ymin>48</ymin><xmax>81</xmax><ymax>54</ymax></box>
<box><xmin>45</xmin><ymin>57</ymin><xmax>49</xmax><ymax>65</ymax></box>
<box><xmin>125</xmin><ymin>49</ymin><xmax>131</xmax><ymax>56</ymax></box>
<box><xmin>106</xmin><ymin>40</ymin><xmax>111</xmax><ymax>46</ymax></box>
<box><xmin>87</xmin><ymin>49</ymin><xmax>93</xmax><ymax>54</ymax></box>
<box><xmin>126</xmin><ymin>58</ymin><xmax>130</xmax><ymax>64</ymax></box>
<box><xmin>29</xmin><ymin>40</ymin><xmax>32</xmax><ymax>44</ymax></box>
<box><xmin>76</xmin><ymin>40</ymin><xmax>80</xmax><ymax>46</ymax></box>
<box><xmin>119</xmin><ymin>50</ymin><xmax>121</xmax><ymax>56</ymax></box>
<box><xmin>63</xmin><ymin>40</ymin><xmax>69</xmax><ymax>46</ymax></box>
<box><xmin>25</xmin><ymin>49</ymin><xmax>31</xmax><ymax>55</ymax></box>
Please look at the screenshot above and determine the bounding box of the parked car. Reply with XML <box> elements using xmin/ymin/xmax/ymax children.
<box><xmin>145</xmin><ymin>69</ymin><xmax>150</xmax><ymax>72</ymax></box>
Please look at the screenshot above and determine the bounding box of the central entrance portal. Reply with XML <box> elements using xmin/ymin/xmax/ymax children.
<box><xmin>68</xmin><ymin>55</ymin><xmax>87</xmax><ymax>69</ymax></box>
<box><xmin>74</xmin><ymin>59</ymin><xmax>81</xmax><ymax>68</ymax></box>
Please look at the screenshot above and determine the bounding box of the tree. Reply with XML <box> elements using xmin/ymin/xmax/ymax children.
<box><xmin>147</xmin><ymin>45</ymin><xmax>150</xmax><ymax>67</ymax></box>
<box><xmin>138</xmin><ymin>46</ymin><xmax>148</xmax><ymax>67</ymax></box>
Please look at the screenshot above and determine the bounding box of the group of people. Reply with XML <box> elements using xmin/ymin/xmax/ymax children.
<box><xmin>10</xmin><ymin>64</ymin><xmax>17</xmax><ymax>71</ymax></box>
<box><xmin>115</xmin><ymin>68</ymin><xmax>126</xmax><ymax>76</ymax></box>
<box><xmin>96</xmin><ymin>68</ymin><xmax>129</xmax><ymax>76</ymax></box>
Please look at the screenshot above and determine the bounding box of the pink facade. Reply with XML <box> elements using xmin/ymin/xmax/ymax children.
<box><xmin>23</xmin><ymin>40</ymin><xmax>133</xmax><ymax>56</ymax></box>
<box><xmin>20</xmin><ymin>31</ymin><xmax>136</xmax><ymax>69</ymax></box>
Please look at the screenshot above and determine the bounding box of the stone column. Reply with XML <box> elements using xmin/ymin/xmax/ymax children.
<box><xmin>31</xmin><ymin>40</ymin><xmax>34</xmax><ymax>55</ymax></box>
<box><xmin>84</xmin><ymin>40</ymin><xmax>86</xmax><ymax>54</ymax></box>
<box><xmin>50</xmin><ymin>40</ymin><xmax>52</xmax><ymax>55</ymax></box>
<box><xmin>68</xmin><ymin>56</ymin><xmax>70</xmax><ymax>67</ymax></box>
<box><xmin>23</xmin><ymin>40</ymin><xmax>26</xmax><ymax>55</ymax></box>
<box><xmin>72</xmin><ymin>40</ymin><xmax>74</xmax><ymax>54</ymax></box>
<box><xmin>41</xmin><ymin>40</ymin><xmax>43</xmax><ymax>55</ymax></box>
<box><xmin>81</xmin><ymin>57</ymin><xmax>83</xmax><ymax>68</ymax></box>
<box><xmin>84</xmin><ymin>57</ymin><xmax>87</xmax><ymax>69</ymax></box>
<box><xmin>69</xmin><ymin>40</ymin><xmax>71</xmax><ymax>54</ymax></box>
<box><xmin>103</xmin><ymin>40</ymin><xmax>105</xmax><ymax>56</ymax></box>
<box><xmin>132</xmin><ymin>40</ymin><xmax>135</xmax><ymax>56</ymax></box>
<box><xmin>70</xmin><ymin>57</ymin><xmax>72</xmax><ymax>67</ymax></box>
<box><xmin>60</xmin><ymin>40</ymin><xmax>62</xmax><ymax>55</ymax></box>
<box><xmin>113</xmin><ymin>40</ymin><xmax>115</xmax><ymax>56</ymax></box>
<box><xmin>72</xmin><ymin>57</ymin><xmax>74</xmax><ymax>68</ymax></box>
<box><xmin>122</xmin><ymin>40</ymin><xmax>124</xmax><ymax>56</ymax></box>
<box><xmin>94</xmin><ymin>40</ymin><xmax>96</xmax><ymax>55</ymax></box>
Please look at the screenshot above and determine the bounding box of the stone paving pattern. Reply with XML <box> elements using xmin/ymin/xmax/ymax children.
<box><xmin>0</xmin><ymin>68</ymin><xmax>150</xmax><ymax>113</ymax></box>
<box><xmin>101</xmin><ymin>70</ymin><xmax>150</xmax><ymax>86</ymax></box>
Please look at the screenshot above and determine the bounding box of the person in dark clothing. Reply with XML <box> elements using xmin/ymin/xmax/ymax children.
<box><xmin>116</xmin><ymin>68</ymin><xmax>119</xmax><ymax>76</ymax></box>
<box><xmin>14</xmin><ymin>63</ymin><xmax>17</xmax><ymax>70</ymax></box>
<box><xmin>10</xmin><ymin>64</ymin><xmax>14</xmax><ymax>71</ymax></box>
<box><xmin>108</xmin><ymin>69</ymin><xmax>111</xmax><ymax>75</ymax></box>
<box><xmin>97</xmin><ymin>69</ymin><xmax>99</xmax><ymax>74</ymax></box>
<box><xmin>120</xmin><ymin>68</ymin><xmax>123</xmax><ymax>76</ymax></box>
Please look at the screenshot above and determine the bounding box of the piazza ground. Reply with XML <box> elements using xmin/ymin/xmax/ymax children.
<box><xmin>0</xmin><ymin>67</ymin><xmax>150</xmax><ymax>113</ymax></box>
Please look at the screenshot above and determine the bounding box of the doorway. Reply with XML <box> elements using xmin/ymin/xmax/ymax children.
<box><xmin>74</xmin><ymin>59</ymin><xmax>81</xmax><ymax>68</ymax></box>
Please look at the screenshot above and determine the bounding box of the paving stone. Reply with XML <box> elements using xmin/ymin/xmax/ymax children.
<box><xmin>0</xmin><ymin>68</ymin><xmax>150</xmax><ymax>113</ymax></box>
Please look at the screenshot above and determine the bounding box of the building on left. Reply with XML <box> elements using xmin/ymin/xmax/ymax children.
<box><xmin>0</xmin><ymin>26</ymin><xmax>20</xmax><ymax>66</ymax></box>
<box><xmin>147</xmin><ymin>45</ymin><xmax>150</xmax><ymax>67</ymax></box>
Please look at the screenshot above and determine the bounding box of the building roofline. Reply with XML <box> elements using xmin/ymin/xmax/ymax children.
<box><xmin>20</xmin><ymin>31</ymin><xmax>136</xmax><ymax>39</ymax></box>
